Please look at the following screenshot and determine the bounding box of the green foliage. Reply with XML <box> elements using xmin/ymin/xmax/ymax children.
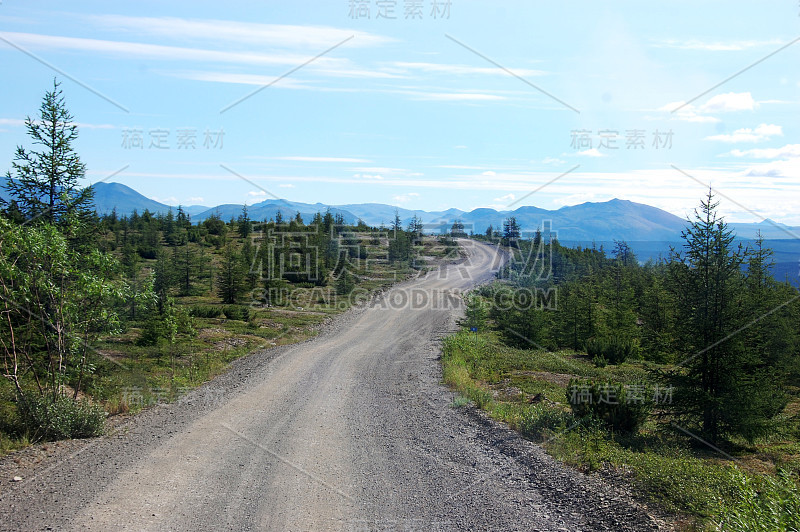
<box><xmin>666</xmin><ymin>193</ymin><xmax>789</xmax><ymax>444</ymax></box>
<box><xmin>237</xmin><ymin>204</ymin><xmax>252</xmax><ymax>238</ymax></box>
<box><xmin>1</xmin><ymin>79</ymin><xmax>92</xmax><ymax>225</ymax></box>
<box><xmin>136</xmin><ymin>299</ymin><xmax>195</xmax><ymax>346</ymax></box>
<box><xmin>16</xmin><ymin>394</ymin><xmax>105</xmax><ymax>441</ymax></box>
<box><xmin>0</xmin><ymin>218</ymin><xmax>123</xmax><ymax>400</ymax></box>
<box><xmin>482</xmin><ymin>192</ymin><xmax>798</xmax><ymax>447</ymax></box>
<box><xmin>222</xmin><ymin>305</ymin><xmax>250</xmax><ymax>321</ymax></box>
<box><xmin>567</xmin><ymin>378</ymin><xmax>651</xmax><ymax>433</ymax></box>
<box><xmin>501</xmin><ymin>216</ymin><xmax>520</xmax><ymax>247</ymax></box>
<box><xmin>713</xmin><ymin>469</ymin><xmax>800</xmax><ymax>531</ymax></box>
<box><xmin>217</xmin><ymin>243</ymin><xmax>246</xmax><ymax>304</ymax></box>
<box><xmin>585</xmin><ymin>337</ymin><xmax>636</xmax><ymax>365</ymax></box>
<box><xmin>461</xmin><ymin>293</ymin><xmax>488</xmax><ymax>331</ymax></box>
<box><xmin>335</xmin><ymin>269</ymin><xmax>356</xmax><ymax>295</ymax></box>
<box><xmin>136</xmin><ymin>315</ymin><xmax>166</xmax><ymax>347</ymax></box>
<box><xmin>189</xmin><ymin>305</ymin><xmax>224</xmax><ymax>319</ymax></box>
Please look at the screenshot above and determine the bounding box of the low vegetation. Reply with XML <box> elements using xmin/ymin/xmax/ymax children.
<box><xmin>448</xmin><ymin>202</ymin><xmax>800</xmax><ymax>529</ymax></box>
<box><xmin>442</xmin><ymin>330</ymin><xmax>800</xmax><ymax>529</ymax></box>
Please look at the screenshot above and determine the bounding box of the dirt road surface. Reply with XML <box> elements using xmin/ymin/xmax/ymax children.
<box><xmin>0</xmin><ymin>241</ymin><xmax>663</xmax><ymax>531</ymax></box>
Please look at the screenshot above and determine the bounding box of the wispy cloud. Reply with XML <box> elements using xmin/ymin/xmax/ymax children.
<box><xmin>393</xmin><ymin>192</ymin><xmax>420</xmax><ymax>203</ymax></box>
<box><xmin>86</xmin><ymin>15</ymin><xmax>393</xmax><ymax>49</ymax></box>
<box><xmin>408</xmin><ymin>92</ymin><xmax>506</xmax><ymax>102</ymax></box>
<box><xmin>493</xmin><ymin>193</ymin><xmax>515</xmax><ymax>203</ymax></box>
<box><xmin>0</xmin><ymin>31</ymin><xmax>348</xmax><ymax>68</ymax></box>
<box><xmin>729</xmin><ymin>144</ymin><xmax>800</xmax><ymax>159</ymax></box>
<box><xmin>707</xmin><ymin>124</ymin><xmax>782</xmax><ymax>143</ymax></box>
<box><xmin>575</xmin><ymin>148</ymin><xmax>606</xmax><ymax>157</ymax></box>
<box><xmin>651</xmin><ymin>38</ymin><xmax>784</xmax><ymax>51</ymax></box>
<box><xmin>273</xmin><ymin>156</ymin><xmax>371</xmax><ymax>163</ymax></box>
<box><xmin>700</xmin><ymin>92</ymin><xmax>758</xmax><ymax>113</ymax></box>
<box><xmin>150</xmin><ymin>195</ymin><xmax>178</xmax><ymax>205</ymax></box>
<box><xmin>389</xmin><ymin>61</ymin><xmax>546</xmax><ymax>77</ymax></box>
<box><xmin>660</xmin><ymin>92</ymin><xmax>757</xmax><ymax>122</ymax></box>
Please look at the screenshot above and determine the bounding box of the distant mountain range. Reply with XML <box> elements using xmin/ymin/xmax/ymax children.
<box><xmin>2</xmin><ymin>181</ymin><xmax>799</xmax><ymax>243</ymax></box>
<box><xmin>2</xmin><ymin>180</ymin><xmax>797</xmax><ymax>284</ymax></box>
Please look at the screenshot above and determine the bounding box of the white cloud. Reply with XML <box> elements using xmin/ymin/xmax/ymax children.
<box><xmin>353</xmin><ymin>166</ymin><xmax>406</xmax><ymax>174</ymax></box>
<box><xmin>700</xmin><ymin>92</ymin><xmax>757</xmax><ymax>113</ymax></box>
<box><xmin>273</xmin><ymin>156</ymin><xmax>371</xmax><ymax>163</ymax></box>
<box><xmin>390</xmin><ymin>61</ymin><xmax>546</xmax><ymax>77</ymax></box>
<box><xmin>150</xmin><ymin>196</ymin><xmax>178</xmax><ymax>205</ymax></box>
<box><xmin>553</xmin><ymin>192</ymin><xmax>604</xmax><ymax>207</ymax></box>
<box><xmin>411</xmin><ymin>92</ymin><xmax>505</xmax><ymax>102</ymax></box>
<box><xmin>576</xmin><ymin>148</ymin><xmax>606</xmax><ymax>157</ymax></box>
<box><xmin>354</xmin><ymin>173</ymin><xmax>384</xmax><ymax>180</ymax></box>
<box><xmin>247</xmin><ymin>190</ymin><xmax>267</xmax><ymax>197</ymax></box>
<box><xmin>651</xmin><ymin>39</ymin><xmax>783</xmax><ymax>51</ymax></box>
<box><xmin>186</xmin><ymin>196</ymin><xmax>205</xmax><ymax>204</ymax></box>
<box><xmin>742</xmin><ymin>158</ymin><xmax>800</xmax><ymax>178</ymax></box>
<box><xmin>493</xmin><ymin>193</ymin><xmax>515</xmax><ymax>203</ymax></box>
<box><xmin>393</xmin><ymin>192</ymin><xmax>420</xmax><ymax>203</ymax></box>
<box><xmin>706</xmin><ymin>124</ymin><xmax>782</xmax><ymax>143</ymax></box>
<box><xmin>541</xmin><ymin>157</ymin><xmax>566</xmax><ymax>165</ymax></box>
<box><xmin>659</xmin><ymin>92</ymin><xmax>756</xmax><ymax>122</ymax></box>
<box><xmin>87</xmin><ymin>15</ymin><xmax>393</xmax><ymax>49</ymax></box>
<box><xmin>0</xmin><ymin>31</ymin><xmax>347</xmax><ymax>68</ymax></box>
<box><xmin>482</xmin><ymin>170</ymin><xmax>497</xmax><ymax>177</ymax></box>
<box><xmin>728</xmin><ymin>144</ymin><xmax>800</xmax><ymax>159</ymax></box>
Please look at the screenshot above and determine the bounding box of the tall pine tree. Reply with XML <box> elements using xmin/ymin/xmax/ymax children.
<box><xmin>3</xmin><ymin>79</ymin><xmax>93</xmax><ymax>226</ymax></box>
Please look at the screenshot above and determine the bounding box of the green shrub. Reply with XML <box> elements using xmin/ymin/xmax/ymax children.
<box><xmin>136</xmin><ymin>315</ymin><xmax>164</xmax><ymax>346</ymax></box>
<box><xmin>585</xmin><ymin>337</ymin><xmax>637</xmax><ymax>365</ymax></box>
<box><xmin>521</xmin><ymin>404</ymin><xmax>573</xmax><ymax>439</ymax></box>
<box><xmin>16</xmin><ymin>394</ymin><xmax>105</xmax><ymax>441</ymax></box>
<box><xmin>567</xmin><ymin>378</ymin><xmax>651</xmax><ymax>433</ymax></box>
<box><xmin>223</xmin><ymin>305</ymin><xmax>250</xmax><ymax>321</ymax></box>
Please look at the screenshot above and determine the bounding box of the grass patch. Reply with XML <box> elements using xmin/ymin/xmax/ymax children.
<box><xmin>441</xmin><ymin>329</ymin><xmax>800</xmax><ymax>529</ymax></box>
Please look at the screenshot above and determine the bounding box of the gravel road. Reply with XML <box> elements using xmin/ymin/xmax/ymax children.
<box><xmin>0</xmin><ymin>240</ymin><xmax>665</xmax><ymax>531</ymax></box>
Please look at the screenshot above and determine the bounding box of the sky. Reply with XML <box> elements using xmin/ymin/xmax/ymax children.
<box><xmin>0</xmin><ymin>1</ymin><xmax>798</xmax><ymax>223</ymax></box>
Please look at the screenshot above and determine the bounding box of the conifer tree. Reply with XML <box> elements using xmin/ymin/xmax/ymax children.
<box><xmin>3</xmin><ymin>80</ymin><xmax>93</xmax><ymax>225</ymax></box>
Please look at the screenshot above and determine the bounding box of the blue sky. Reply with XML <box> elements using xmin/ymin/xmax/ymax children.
<box><xmin>0</xmin><ymin>1</ymin><xmax>798</xmax><ymax>222</ymax></box>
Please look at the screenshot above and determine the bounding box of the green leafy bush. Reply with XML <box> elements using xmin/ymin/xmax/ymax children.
<box><xmin>223</xmin><ymin>305</ymin><xmax>250</xmax><ymax>321</ymax></box>
<box><xmin>16</xmin><ymin>394</ymin><xmax>105</xmax><ymax>440</ymax></box>
<box><xmin>585</xmin><ymin>337</ymin><xmax>637</xmax><ymax>365</ymax></box>
<box><xmin>567</xmin><ymin>378</ymin><xmax>651</xmax><ymax>433</ymax></box>
<box><xmin>136</xmin><ymin>315</ymin><xmax>165</xmax><ymax>346</ymax></box>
